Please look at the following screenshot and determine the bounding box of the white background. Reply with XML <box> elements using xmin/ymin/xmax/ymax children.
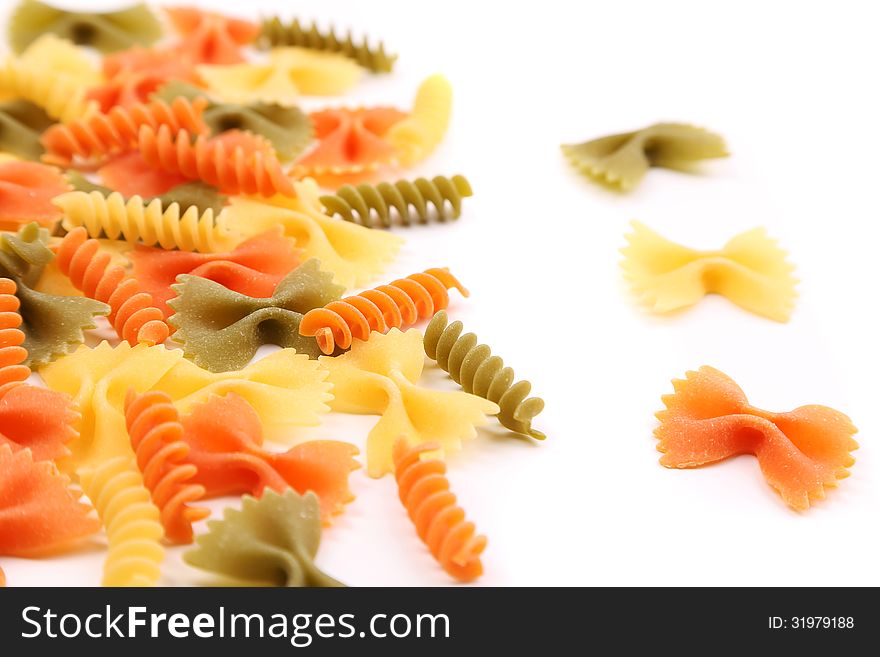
<box><xmin>2</xmin><ymin>0</ymin><xmax>879</xmax><ymax>586</ymax></box>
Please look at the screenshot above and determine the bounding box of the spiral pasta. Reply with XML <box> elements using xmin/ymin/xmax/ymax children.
<box><xmin>41</xmin><ymin>97</ymin><xmax>209</xmax><ymax>167</ymax></box>
<box><xmin>78</xmin><ymin>456</ymin><xmax>164</xmax><ymax>586</ymax></box>
<box><xmin>0</xmin><ymin>278</ymin><xmax>30</xmax><ymax>397</ymax></box>
<box><xmin>387</xmin><ymin>74</ymin><xmax>453</xmax><ymax>166</ymax></box>
<box><xmin>54</xmin><ymin>227</ymin><xmax>170</xmax><ymax>346</ymax></box>
<box><xmin>257</xmin><ymin>18</ymin><xmax>398</xmax><ymax>73</ymax></box>
<box><xmin>320</xmin><ymin>175</ymin><xmax>473</xmax><ymax>228</ymax></box>
<box><xmin>54</xmin><ymin>191</ymin><xmax>235</xmax><ymax>253</ymax></box>
<box><xmin>137</xmin><ymin>125</ymin><xmax>296</xmax><ymax>197</ymax></box>
<box><xmin>124</xmin><ymin>389</ymin><xmax>209</xmax><ymax>544</ymax></box>
<box><xmin>392</xmin><ymin>439</ymin><xmax>486</xmax><ymax>583</ymax></box>
<box><xmin>0</xmin><ymin>58</ymin><xmax>97</xmax><ymax>122</ymax></box>
<box><xmin>424</xmin><ymin>311</ymin><xmax>545</xmax><ymax>440</ymax></box>
<box><xmin>300</xmin><ymin>268</ymin><xmax>468</xmax><ymax>354</ymax></box>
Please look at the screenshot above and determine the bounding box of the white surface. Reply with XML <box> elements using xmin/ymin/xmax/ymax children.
<box><xmin>2</xmin><ymin>0</ymin><xmax>879</xmax><ymax>586</ymax></box>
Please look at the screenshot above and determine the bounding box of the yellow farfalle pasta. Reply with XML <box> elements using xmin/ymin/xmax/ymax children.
<box><xmin>39</xmin><ymin>343</ymin><xmax>332</xmax><ymax>467</ymax></box>
<box><xmin>198</xmin><ymin>48</ymin><xmax>362</xmax><ymax>105</ymax></box>
<box><xmin>39</xmin><ymin>342</ymin><xmax>183</xmax><ymax>469</ymax></box>
<box><xmin>387</xmin><ymin>74</ymin><xmax>452</xmax><ymax>166</ymax></box>
<box><xmin>54</xmin><ymin>191</ymin><xmax>238</xmax><ymax>253</ymax></box>
<box><xmin>227</xmin><ymin>179</ymin><xmax>403</xmax><ymax>289</ymax></box>
<box><xmin>78</xmin><ymin>456</ymin><xmax>164</xmax><ymax>587</ymax></box>
<box><xmin>0</xmin><ymin>41</ymin><xmax>98</xmax><ymax>121</ymax></box>
<box><xmin>320</xmin><ymin>328</ymin><xmax>498</xmax><ymax>478</ymax></box>
<box><xmin>154</xmin><ymin>338</ymin><xmax>334</xmax><ymax>440</ymax></box>
<box><xmin>621</xmin><ymin>221</ymin><xmax>798</xmax><ymax>322</ymax></box>
<box><xmin>14</xmin><ymin>34</ymin><xmax>101</xmax><ymax>86</ymax></box>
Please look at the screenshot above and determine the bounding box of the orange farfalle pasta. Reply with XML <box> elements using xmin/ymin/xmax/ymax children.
<box><xmin>0</xmin><ymin>161</ymin><xmax>70</xmax><ymax>230</ymax></box>
<box><xmin>0</xmin><ymin>444</ymin><xmax>101</xmax><ymax>557</ymax></box>
<box><xmin>137</xmin><ymin>125</ymin><xmax>296</xmax><ymax>197</ymax></box>
<box><xmin>0</xmin><ymin>278</ymin><xmax>78</xmax><ymax>462</ymax></box>
<box><xmin>179</xmin><ymin>393</ymin><xmax>358</xmax><ymax>521</ymax></box>
<box><xmin>99</xmin><ymin>150</ymin><xmax>189</xmax><ymax>196</ymax></box>
<box><xmin>165</xmin><ymin>6</ymin><xmax>259</xmax><ymax>65</ymax></box>
<box><xmin>300</xmin><ymin>267</ymin><xmax>468</xmax><ymax>354</ymax></box>
<box><xmin>656</xmin><ymin>366</ymin><xmax>859</xmax><ymax>511</ymax></box>
<box><xmin>124</xmin><ymin>389</ymin><xmax>210</xmax><ymax>544</ymax></box>
<box><xmin>131</xmin><ymin>227</ymin><xmax>302</xmax><ymax>316</ymax></box>
<box><xmin>41</xmin><ymin>96</ymin><xmax>209</xmax><ymax>167</ymax></box>
<box><xmin>292</xmin><ymin>107</ymin><xmax>407</xmax><ymax>180</ymax></box>
<box><xmin>392</xmin><ymin>439</ymin><xmax>486</xmax><ymax>583</ymax></box>
<box><xmin>88</xmin><ymin>45</ymin><xmax>203</xmax><ymax>113</ymax></box>
<box><xmin>54</xmin><ymin>227</ymin><xmax>170</xmax><ymax>346</ymax></box>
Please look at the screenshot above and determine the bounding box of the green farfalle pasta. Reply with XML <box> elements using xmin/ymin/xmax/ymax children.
<box><xmin>320</xmin><ymin>175</ymin><xmax>473</xmax><ymax>228</ymax></box>
<box><xmin>0</xmin><ymin>223</ymin><xmax>108</xmax><ymax>366</ymax></box>
<box><xmin>152</xmin><ymin>182</ymin><xmax>227</xmax><ymax>216</ymax></box>
<box><xmin>184</xmin><ymin>489</ymin><xmax>344</xmax><ymax>587</ymax></box>
<box><xmin>257</xmin><ymin>17</ymin><xmax>397</xmax><ymax>73</ymax></box>
<box><xmin>8</xmin><ymin>0</ymin><xmax>162</xmax><ymax>53</ymax></box>
<box><xmin>0</xmin><ymin>100</ymin><xmax>54</xmax><ymax>160</ymax></box>
<box><xmin>561</xmin><ymin>122</ymin><xmax>728</xmax><ymax>192</ymax></box>
<box><xmin>169</xmin><ymin>259</ymin><xmax>344</xmax><ymax>372</ymax></box>
<box><xmin>66</xmin><ymin>171</ymin><xmax>114</xmax><ymax>196</ymax></box>
<box><xmin>424</xmin><ymin>311</ymin><xmax>545</xmax><ymax>440</ymax></box>
<box><xmin>155</xmin><ymin>81</ymin><xmax>313</xmax><ymax>160</ymax></box>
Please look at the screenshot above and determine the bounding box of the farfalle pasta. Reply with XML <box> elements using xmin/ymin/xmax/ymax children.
<box><xmin>39</xmin><ymin>342</ymin><xmax>333</xmax><ymax>470</ymax></box>
<box><xmin>562</xmin><ymin>122</ymin><xmax>728</xmax><ymax>191</ymax></box>
<box><xmin>226</xmin><ymin>182</ymin><xmax>403</xmax><ymax>289</ymax></box>
<box><xmin>184</xmin><ymin>489</ymin><xmax>344</xmax><ymax>587</ymax></box>
<box><xmin>393</xmin><ymin>439</ymin><xmax>486</xmax><ymax>583</ymax></box>
<box><xmin>300</xmin><ymin>267</ymin><xmax>469</xmax><ymax>354</ymax></box>
<box><xmin>54</xmin><ymin>190</ymin><xmax>235</xmax><ymax>254</ymax></box>
<box><xmin>132</xmin><ymin>227</ymin><xmax>300</xmax><ymax>315</ymax></box>
<box><xmin>0</xmin><ymin>444</ymin><xmax>100</xmax><ymax>557</ymax></box>
<box><xmin>258</xmin><ymin>17</ymin><xmax>398</xmax><ymax>73</ymax></box>
<box><xmin>152</xmin><ymin>182</ymin><xmax>227</xmax><ymax>215</ymax></box>
<box><xmin>1</xmin><ymin>224</ymin><xmax>108</xmax><ymax>367</ymax></box>
<box><xmin>169</xmin><ymin>259</ymin><xmax>344</xmax><ymax>370</ymax></box>
<box><xmin>12</xmin><ymin>34</ymin><xmax>101</xmax><ymax>86</ymax></box>
<box><xmin>8</xmin><ymin>0</ymin><xmax>162</xmax><ymax>53</ymax></box>
<box><xmin>0</xmin><ymin>160</ymin><xmax>69</xmax><ymax>230</ymax></box>
<box><xmin>0</xmin><ymin>99</ymin><xmax>53</xmax><ymax>161</ymax></box>
<box><xmin>320</xmin><ymin>175</ymin><xmax>473</xmax><ymax>228</ymax></box>
<box><xmin>0</xmin><ymin>35</ymin><xmax>97</xmax><ymax>121</ymax></box>
<box><xmin>98</xmin><ymin>150</ymin><xmax>190</xmax><ymax>197</ymax></box>
<box><xmin>387</xmin><ymin>74</ymin><xmax>453</xmax><ymax>167</ymax></box>
<box><xmin>656</xmin><ymin>366</ymin><xmax>858</xmax><ymax>510</ymax></box>
<box><xmin>164</xmin><ymin>6</ymin><xmax>259</xmax><ymax>65</ymax></box>
<box><xmin>87</xmin><ymin>48</ymin><xmax>201</xmax><ymax>113</ymax></box>
<box><xmin>179</xmin><ymin>392</ymin><xmax>358</xmax><ymax>520</ymax></box>
<box><xmin>198</xmin><ymin>47</ymin><xmax>362</xmax><ymax>105</ymax></box>
<box><xmin>320</xmin><ymin>328</ymin><xmax>498</xmax><ymax>477</ymax></box>
<box><xmin>424</xmin><ymin>311</ymin><xmax>546</xmax><ymax>440</ymax></box>
<box><xmin>621</xmin><ymin>221</ymin><xmax>798</xmax><ymax>322</ymax></box>
<box><xmin>291</xmin><ymin>106</ymin><xmax>407</xmax><ymax>180</ymax></box>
